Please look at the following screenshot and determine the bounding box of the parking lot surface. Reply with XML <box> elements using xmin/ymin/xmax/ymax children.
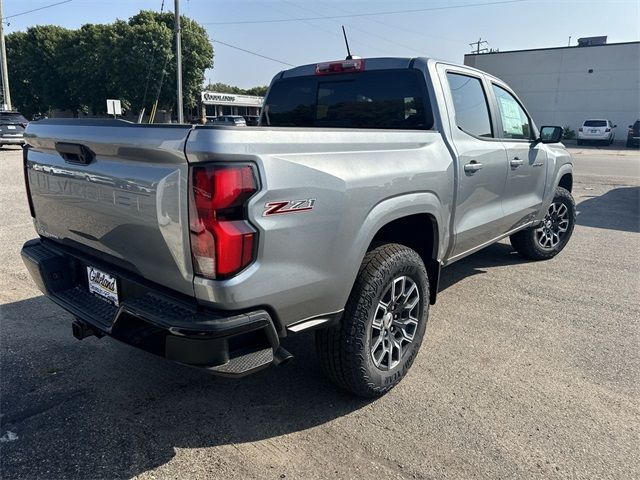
<box><xmin>1</xmin><ymin>146</ymin><xmax>639</xmax><ymax>479</ymax></box>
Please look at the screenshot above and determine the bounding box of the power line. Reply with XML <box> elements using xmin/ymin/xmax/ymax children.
<box><xmin>4</xmin><ymin>0</ymin><xmax>73</xmax><ymax>20</ymax></box>
<box><xmin>211</xmin><ymin>39</ymin><xmax>294</xmax><ymax>66</ymax></box>
<box><xmin>281</xmin><ymin>0</ymin><xmax>414</xmax><ymax>56</ymax></box>
<box><xmin>205</xmin><ymin>0</ymin><xmax>528</xmax><ymax>25</ymax></box>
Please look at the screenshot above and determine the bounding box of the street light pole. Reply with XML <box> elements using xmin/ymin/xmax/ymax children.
<box><xmin>174</xmin><ymin>0</ymin><xmax>183</xmax><ymax>123</ymax></box>
<box><xmin>0</xmin><ymin>0</ymin><xmax>12</xmax><ymax>111</ymax></box>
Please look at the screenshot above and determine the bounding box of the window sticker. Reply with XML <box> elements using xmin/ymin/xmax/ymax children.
<box><xmin>499</xmin><ymin>97</ymin><xmax>523</xmax><ymax>135</ymax></box>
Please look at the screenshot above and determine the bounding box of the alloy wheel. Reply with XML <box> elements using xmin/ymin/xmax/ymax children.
<box><xmin>535</xmin><ymin>201</ymin><xmax>570</xmax><ymax>249</ymax></box>
<box><xmin>370</xmin><ymin>276</ymin><xmax>421</xmax><ymax>370</ymax></box>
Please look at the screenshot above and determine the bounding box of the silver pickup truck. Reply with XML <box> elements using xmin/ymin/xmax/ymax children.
<box><xmin>21</xmin><ymin>57</ymin><xmax>575</xmax><ymax>397</ymax></box>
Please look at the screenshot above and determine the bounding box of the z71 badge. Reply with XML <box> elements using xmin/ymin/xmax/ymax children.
<box><xmin>263</xmin><ymin>199</ymin><xmax>316</xmax><ymax>216</ymax></box>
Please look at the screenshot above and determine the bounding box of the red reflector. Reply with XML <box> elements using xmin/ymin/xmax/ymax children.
<box><xmin>213</xmin><ymin>220</ymin><xmax>255</xmax><ymax>276</ymax></box>
<box><xmin>189</xmin><ymin>164</ymin><xmax>258</xmax><ymax>279</ymax></box>
<box><xmin>316</xmin><ymin>58</ymin><xmax>365</xmax><ymax>75</ymax></box>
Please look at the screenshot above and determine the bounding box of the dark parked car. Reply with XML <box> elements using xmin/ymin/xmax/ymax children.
<box><xmin>243</xmin><ymin>115</ymin><xmax>260</xmax><ymax>126</ymax></box>
<box><xmin>0</xmin><ymin>111</ymin><xmax>28</xmax><ymax>148</ymax></box>
<box><xmin>626</xmin><ymin>120</ymin><xmax>640</xmax><ymax>148</ymax></box>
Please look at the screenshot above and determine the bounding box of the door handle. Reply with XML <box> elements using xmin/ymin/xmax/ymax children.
<box><xmin>464</xmin><ymin>161</ymin><xmax>483</xmax><ymax>173</ymax></box>
<box><xmin>55</xmin><ymin>142</ymin><xmax>95</xmax><ymax>165</ymax></box>
<box><xmin>510</xmin><ymin>157</ymin><xmax>524</xmax><ymax>168</ymax></box>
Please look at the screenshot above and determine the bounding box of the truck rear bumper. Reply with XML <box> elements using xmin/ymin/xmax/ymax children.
<box><xmin>21</xmin><ymin>238</ymin><xmax>285</xmax><ymax>377</ymax></box>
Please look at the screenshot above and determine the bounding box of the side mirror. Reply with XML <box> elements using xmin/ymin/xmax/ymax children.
<box><xmin>538</xmin><ymin>125</ymin><xmax>563</xmax><ymax>144</ymax></box>
<box><xmin>613</xmin><ymin>124</ymin><xmax>617</xmax><ymax>128</ymax></box>
<box><xmin>629</xmin><ymin>125</ymin><xmax>633</xmax><ymax>129</ymax></box>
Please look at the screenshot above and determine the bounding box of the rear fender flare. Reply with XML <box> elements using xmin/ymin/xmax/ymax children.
<box><xmin>340</xmin><ymin>192</ymin><xmax>447</xmax><ymax>308</ymax></box>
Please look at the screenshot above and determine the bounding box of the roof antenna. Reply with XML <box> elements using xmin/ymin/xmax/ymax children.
<box><xmin>342</xmin><ymin>25</ymin><xmax>353</xmax><ymax>60</ymax></box>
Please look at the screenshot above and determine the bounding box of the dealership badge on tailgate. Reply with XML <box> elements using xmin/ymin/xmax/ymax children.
<box><xmin>87</xmin><ymin>266</ymin><xmax>119</xmax><ymax>306</ymax></box>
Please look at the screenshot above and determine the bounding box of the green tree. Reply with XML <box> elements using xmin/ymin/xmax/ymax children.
<box><xmin>6</xmin><ymin>26</ymin><xmax>79</xmax><ymax>117</ymax></box>
<box><xmin>6</xmin><ymin>10</ymin><xmax>213</xmax><ymax>118</ymax></box>
<box><xmin>203</xmin><ymin>83</ymin><xmax>268</xmax><ymax>97</ymax></box>
<box><xmin>129</xmin><ymin>10</ymin><xmax>213</xmax><ymax>111</ymax></box>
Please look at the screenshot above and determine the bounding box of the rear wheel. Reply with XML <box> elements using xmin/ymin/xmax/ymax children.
<box><xmin>510</xmin><ymin>187</ymin><xmax>575</xmax><ymax>260</ymax></box>
<box><xmin>316</xmin><ymin>243</ymin><xmax>429</xmax><ymax>397</ymax></box>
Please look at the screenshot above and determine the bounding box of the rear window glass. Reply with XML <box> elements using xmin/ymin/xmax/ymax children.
<box><xmin>262</xmin><ymin>70</ymin><xmax>433</xmax><ymax>130</ymax></box>
<box><xmin>0</xmin><ymin>113</ymin><xmax>27</xmax><ymax>125</ymax></box>
<box><xmin>584</xmin><ymin>120</ymin><xmax>607</xmax><ymax>127</ymax></box>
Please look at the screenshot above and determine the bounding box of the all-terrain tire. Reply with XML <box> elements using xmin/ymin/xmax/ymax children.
<box><xmin>510</xmin><ymin>187</ymin><xmax>575</xmax><ymax>260</ymax></box>
<box><xmin>315</xmin><ymin>243</ymin><xmax>429</xmax><ymax>398</ymax></box>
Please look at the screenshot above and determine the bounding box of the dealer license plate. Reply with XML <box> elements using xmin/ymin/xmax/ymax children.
<box><xmin>87</xmin><ymin>266</ymin><xmax>119</xmax><ymax>306</ymax></box>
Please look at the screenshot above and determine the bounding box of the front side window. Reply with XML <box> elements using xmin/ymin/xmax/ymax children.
<box><xmin>492</xmin><ymin>84</ymin><xmax>532</xmax><ymax>140</ymax></box>
<box><xmin>446</xmin><ymin>73</ymin><xmax>492</xmax><ymax>138</ymax></box>
<box><xmin>262</xmin><ymin>70</ymin><xmax>433</xmax><ymax>130</ymax></box>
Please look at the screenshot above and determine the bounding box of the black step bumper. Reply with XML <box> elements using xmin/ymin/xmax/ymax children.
<box><xmin>21</xmin><ymin>239</ymin><xmax>282</xmax><ymax>377</ymax></box>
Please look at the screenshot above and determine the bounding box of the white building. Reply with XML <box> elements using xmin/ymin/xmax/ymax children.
<box><xmin>200</xmin><ymin>91</ymin><xmax>263</xmax><ymax>122</ymax></box>
<box><xmin>464</xmin><ymin>40</ymin><xmax>640</xmax><ymax>137</ymax></box>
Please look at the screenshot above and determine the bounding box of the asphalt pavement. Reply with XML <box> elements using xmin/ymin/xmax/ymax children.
<box><xmin>1</xmin><ymin>145</ymin><xmax>639</xmax><ymax>479</ymax></box>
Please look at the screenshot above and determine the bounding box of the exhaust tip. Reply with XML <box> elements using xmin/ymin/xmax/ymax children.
<box><xmin>273</xmin><ymin>346</ymin><xmax>294</xmax><ymax>366</ymax></box>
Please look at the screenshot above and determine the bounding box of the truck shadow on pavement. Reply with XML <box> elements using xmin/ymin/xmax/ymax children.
<box><xmin>1</xmin><ymin>295</ymin><xmax>371</xmax><ymax>479</ymax></box>
<box><xmin>4</xmin><ymin>198</ymin><xmax>618</xmax><ymax>479</ymax></box>
<box><xmin>576</xmin><ymin>186</ymin><xmax>640</xmax><ymax>233</ymax></box>
<box><xmin>1</xmin><ymin>243</ymin><xmax>534</xmax><ymax>479</ymax></box>
<box><xmin>438</xmin><ymin>242</ymin><xmax>527</xmax><ymax>291</ymax></box>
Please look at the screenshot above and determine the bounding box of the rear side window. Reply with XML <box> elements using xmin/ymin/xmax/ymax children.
<box><xmin>446</xmin><ymin>73</ymin><xmax>492</xmax><ymax>138</ymax></box>
<box><xmin>584</xmin><ymin>120</ymin><xmax>607</xmax><ymax>127</ymax></box>
<box><xmin>262</xmin><ymin>70</ymin><xmax>433</xmax><ymax>130</ymax></box>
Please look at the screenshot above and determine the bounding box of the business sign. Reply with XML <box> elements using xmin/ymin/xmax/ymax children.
<box><xmin>106</xmin><ymin>99</ymin><xmax>122</xmax><ymax>115</ymax></box>
<box><xmin>201</xmin><ymin>91</ymin><xmax>263</xmax><ymax>107</ymax></box>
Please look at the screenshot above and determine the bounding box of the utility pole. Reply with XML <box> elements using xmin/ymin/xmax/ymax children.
<box><xmin>469</xmin><ymin>38</ymin><xmax>489</xmax><ymax>55</ymax></box>
<box><xmin>0</xmin><ymin>0</ymin><xmax>12</xmax><ymax>110</ymax></box>
<box><xmin>174</xmin><ymin>0</ymin><xmax>183</xmax><ymax>123</ymax></box>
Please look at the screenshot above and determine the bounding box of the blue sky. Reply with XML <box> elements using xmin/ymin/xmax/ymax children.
<box><xmin>5</xmin><ymin>0</ymin><xmax>640</xmax><ymax>88</ymax></box>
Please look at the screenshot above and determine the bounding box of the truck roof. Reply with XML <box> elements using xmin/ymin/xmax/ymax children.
<box><xmin>277</xmin><ymin>56</ymin><xmax>494</xmax><ymax>81</ymax></box>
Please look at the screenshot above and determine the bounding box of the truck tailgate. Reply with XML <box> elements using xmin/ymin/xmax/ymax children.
<box><xmin>24</xmin><ymin>120</ymin><xmax>195</xmax><ymax>296</ymax></box>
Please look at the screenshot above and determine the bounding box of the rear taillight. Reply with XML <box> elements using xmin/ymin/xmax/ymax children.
<box><xmin>605</xmin><ymin>128</ymin><xmax>611</xmax><ymax>132</ymax></box>
<box><xmin>189</xmin><ymin>163</ymin><xmax>258</xmax><ymax>279</ymax></box>
<box><xmin>23</xmin><ymin>146</ymin><xmax>35</xmax><ymax>218</ymax></box>
<box><xmin>316</xmin><ymin>58</ymin><xmax>365</xmax><ymax>75</ymax></box>
<box><xmin>578</xmin><ymin>127</ymin><xmax>583</xmax><ymax>132</ymax></box>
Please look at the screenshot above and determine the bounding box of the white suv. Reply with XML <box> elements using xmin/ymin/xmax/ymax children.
<box><xmin>577</xmin><ymin>119</ymin><xmax>617</xmax><ymax>145</ymax></box>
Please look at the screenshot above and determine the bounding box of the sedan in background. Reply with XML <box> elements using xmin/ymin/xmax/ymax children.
<box><xmin>0</xmin><ymin>111</ymin><xmax>28</xmax><ymax>148</ymax></box>
<box><xmin>211</xmin><ymin>115</ymin><xmax>247</xmax><ymax>126</ymax></box>
<box><xmin>243</xmin><ymin>115</ymin><xmax>260</xmax><ymax>126</ymax></box>
<box><xmin>577</xmin><ymin>119</ymin><xmax>616</xmax><ymax>145</ymax></box>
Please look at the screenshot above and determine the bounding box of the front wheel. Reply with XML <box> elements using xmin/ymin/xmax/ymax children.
<box><xmin>316</xmin><ymin>243</ymin><xmax>429</xmax><ymax>397</ymax></box>
<box><xmin>510</xmin><ymin>187</ymin><xmax>576</xmax><ymax>260</ymax></box>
